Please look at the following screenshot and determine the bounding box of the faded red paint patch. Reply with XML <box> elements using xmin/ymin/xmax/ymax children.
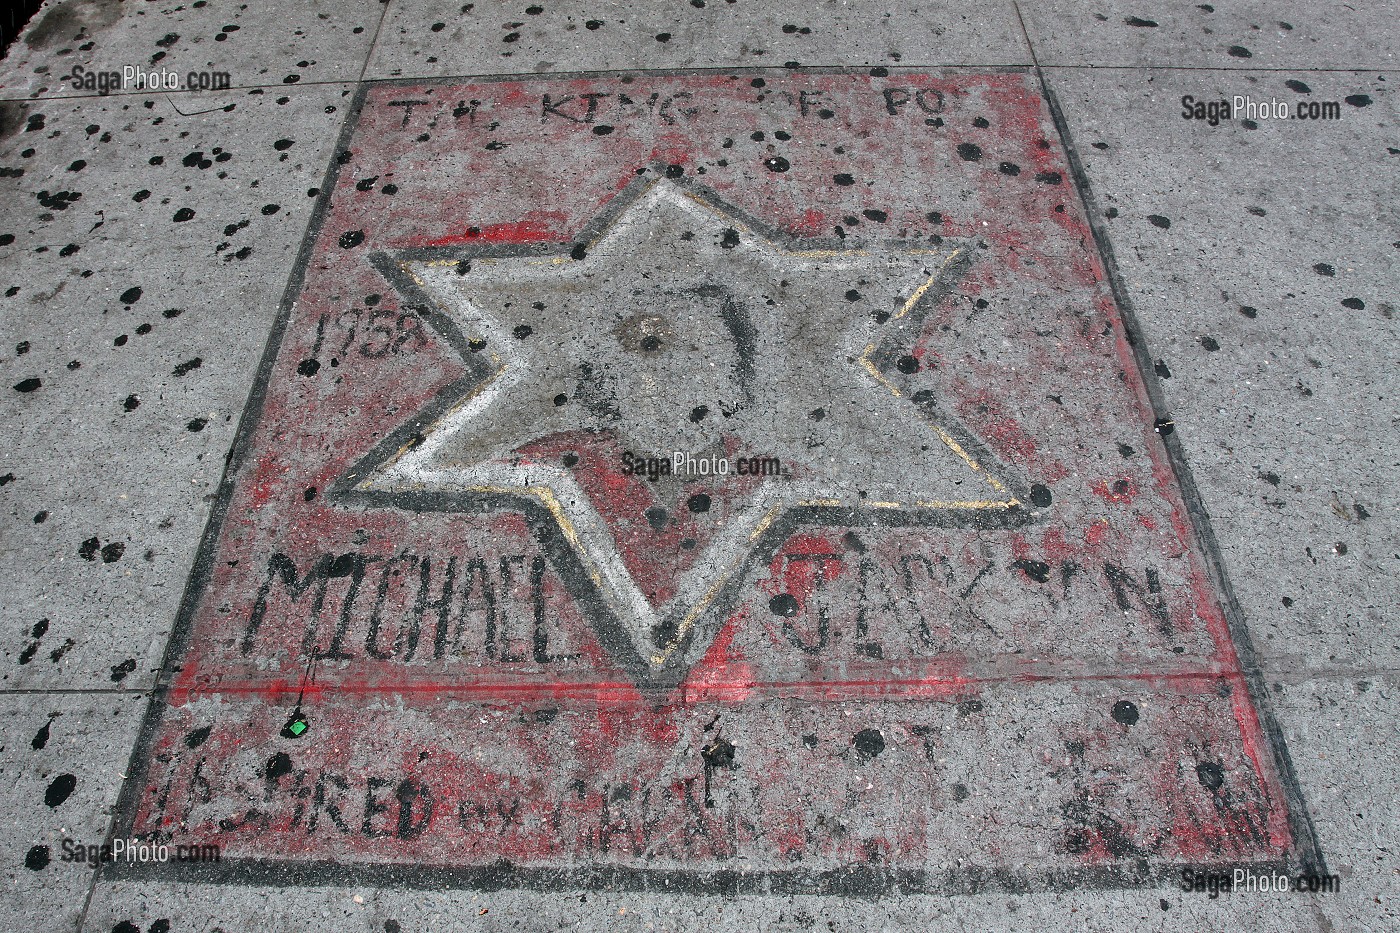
<box><xmin>119</xmin><ymin>72</ymin><xmax>1302</xmax><ymax>888</ymax></box>
<box><xmin>425</xmin><ymin>215</ymin><xmax>566</xmax><ymax>247</ymax></box>
<box><xmin>682</xmin><ymin>610</ymin><xmax>755</xmax><ymax>704</ymax></box>
<box><xmin>760</xmin><ymin>532</ymin><xmax>847</xmax><ymax>607</ymax></box>
<box><xmin>1093</xmin><ymin>477</ymin><xmax>1140</xmax><ymax>505</ymax></box>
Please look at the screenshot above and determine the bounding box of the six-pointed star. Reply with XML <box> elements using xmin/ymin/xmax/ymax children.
<box><xmin>340</xmin><ymin>178</ymin><xmax>1029</xmax><ymax>687</ymax></box>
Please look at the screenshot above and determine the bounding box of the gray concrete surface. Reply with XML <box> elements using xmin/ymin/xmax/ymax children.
<box><xmin>0</xmin><ymin>1</ymin><xmax>1395</xmax><ymax>930</ymax></box>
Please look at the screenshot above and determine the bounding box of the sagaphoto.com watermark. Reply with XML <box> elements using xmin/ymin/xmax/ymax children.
<box><xmin>66</xmin><ymin>64</ymin><xmax>230</xmax><ymax>95</ymax></box>
<box><xmin>621</xmin><ymin>451</ymin><xmax>785</xmax><ymax>481</ymax></box>
<box><xmin>59</xmin><ymin>837</ymin><xmax>221</xmax><ymax>866</ymax></box>
<box><xmin>1181</xmin><ymin>94</ymin><xmax>1344</xmax><ymax>126</ymax></box>
<box><xmin>1180</xmin><ymin>867</ymin><xmax>1340</xmax><ymax>897</ymax></box>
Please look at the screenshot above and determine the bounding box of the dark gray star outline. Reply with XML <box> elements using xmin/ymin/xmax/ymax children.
<box><xmin>332</xmin><ymin>171</ymin><xmax>1040</xmax><ymax>692</ymax></box>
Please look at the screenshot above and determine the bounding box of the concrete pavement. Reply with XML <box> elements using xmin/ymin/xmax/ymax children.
<box><xmin>0</xmin><ymin>2</ymin><xmax>1394</xmax><ymax>930</ymax></box>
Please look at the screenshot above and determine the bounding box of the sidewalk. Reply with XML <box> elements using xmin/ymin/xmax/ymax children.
<box><xmin>0</xmin><ymin>3</ymin><xmax>1394</xmax><ymax>931</ymax></box>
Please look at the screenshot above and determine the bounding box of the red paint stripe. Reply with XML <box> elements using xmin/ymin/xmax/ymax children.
<box><xmin>424</xmin><ymin>219</ymin><xmax>561</xmax><ymax>247</ymax></box>
<box><xmin>1225</xmin><ymin>670</ymin><xmax>1294</xmax><ymax>848</ymax></box>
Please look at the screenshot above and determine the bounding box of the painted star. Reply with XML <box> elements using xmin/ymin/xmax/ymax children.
<box><xmin>338</xmin><ymin>176</ymin><xmax>1028</xmax><ymax>689</ymax></box>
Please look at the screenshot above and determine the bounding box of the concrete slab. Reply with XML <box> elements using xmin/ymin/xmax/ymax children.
<box><xmin>103</xmin><ymin>70</ymin><xmax>1319</xmax><ymax>898</ymax></box>
<box><xmin>0</xmin><ymin>0</ymin><xmax>384</xmax><ymax>99</ymax></box>
<box><xmin>1040</xmin><ymin>67</ymin><xmax>1398</xmax><ymax>675</ymax></box>
<box><xmin>0</xmin><ymin>1</ymin><xmax>1388</xmax><ymax>929</ymax></box>
<box><xmin>1</xmin><ymin>86</ymin><xmax>353</xmax><ymax>689</ymax></box>
<box><xmin>1019</xmin><ymin>2</ymin><xmax>1398</xmax><ymax>70</ymax></box>
<box><xmin>90</xmin><ymin>661</ymin><xmax>1400</xmax><ymax>930</ymax></box>
<box><xmin>1</xmin><ymin>691</ymin><xmax>146</xmax><ymax>933</ymax></box>
<box><xmin>1270</xmin><ymin>675</ymin><xmax>1399</xmax><ymax>932</ymax></box>
<box><xmin>81</xmin><ymin>681</ymin><xmax>1388</xmax><ymax>931</ymax></box>
<box><xmin>366</xmin><ymin>0</ymin><xmax>1032</xmax><ymax>79</ymax></box>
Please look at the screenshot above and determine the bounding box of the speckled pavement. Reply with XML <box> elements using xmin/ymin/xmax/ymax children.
<box><xmin>0</xmin><ymin>3</ymin><xmax>1394</xmax><ymax>932</ymax></box>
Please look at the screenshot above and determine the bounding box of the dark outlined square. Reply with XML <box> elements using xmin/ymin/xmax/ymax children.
<box><xmin>112</xmin><ymin>70</ymin><xmax>1322</xmax><ymax>894</ymax></box>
